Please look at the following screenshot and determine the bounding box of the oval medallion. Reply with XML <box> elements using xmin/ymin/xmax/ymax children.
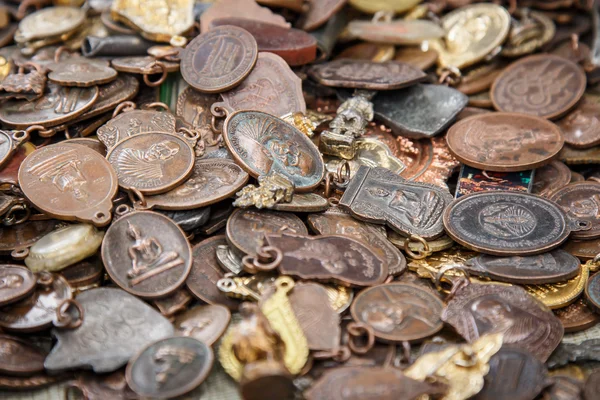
<box><xmin>223</xmin><ymin>110</ymin><xmax>324</xmax><ymax>191</ymax></box>
<box><xmin>551</xmin><ymin>182</ymin><xmax>600</xmax><ymax>239</ymax></box>
<box><xmin>0</xmin><ymin>265</ymin><xmax>36</xmax><ymax>307</ymax></box>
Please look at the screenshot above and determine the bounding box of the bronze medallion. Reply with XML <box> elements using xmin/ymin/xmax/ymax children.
<box><xmin>0</xmin><ymin>83</ymin><xmax>99</xmax><ymax>129</ymax></box>
<box><xmin>339</xmin><ymin>166</ymin><xmax>453</xmax><ymax>240</ymax></box>
<box><xmin>223</xmin><ymin>110</ymin><xmax>324</xmax><ymax>191</ymax></box>
<box><xmin>0</xmin><ymin>274</ymin><xmax>72</xmax><ymax>333</ymax></box>
<box><xmin>0</xmin><ymin>334</ymin><xmax>47</xmax><ymax>376</ymax></box>
<box><xmin>140</xmin><ymin>159</ymin><xmax>248</xmax><ymax>210</ymax></box>
<box><xmin>187</xmin><ymin>235</ymin><xmax>240</xmax><ymax>310</ymax></box>
<box><xmin>19</xmin><ymin>143</ymin><xmax>118</xmax><ymax>226</ymax></box>
<box><xmin>563</xmin><ymin>238</ymin><xmax>600</xmax><ymax>261</ymax></box>
<box><xmin>551</xmin><ymin>182</ymin><xmax>600</xmax><ymax>239</ymax></box>
<box><xmin>110</xmin><ymin>56</ymin><xmax>179</xmax><ymax>74</ymax></box>
<box><xmin>0</xmin><ymin>130</ymin><xmax>28</xmax><ymax>170</ymax></box>
<box><xmin>215</xmin><ymin>52</ymin><xmax>306</xmax><ymax>116</ymax></box>
<box><xmin>176</xmin><ymin>87</ymin><xmax>220</xmax><ymax>130</ymax></box>
<box><xmin>126</xmin><ymin>337</ymin><xmax>213</xmax><ymax>398</ymax></box>
<box><xmin>106</xmin><ymin>132</ymin><xmax>194</xmax><ymax>195</ymax></box>
<box><xmin>474</xmin><ymin>347</ymin><xmax>547</xmax><ymax>400</ymax></box>
<box><xmin>446</xmin><ymin>112</ymin><xmax>564</xmax><ymax>172</ymax></box>
<box><xmin>48</xmin><ymin>58</ymin><xmax>117</xmax><ymax>87</ymax></box>
<box><xmin>59</xmin><ymin>257</ymin><xmax>103</xmax><ymax>289</ymax></box>
<box><xmin>152</xmin><ymin>289</ymin><xmax>192</xmax><ymax>317</ymax></box>
<box><xmin>457</xmin><ymin>62</ymin><xmax>506</xmax><ymax>96</ymax></box>
<box><xmin>101</xmin><ymin>211</ymin><xmax>192</xmax><ymax>299</ymax></box>
<box><xmin>532</xmin><ymin>161</ymin><xmax>572</xmax><ymax>198</ymax></box>
<box><xmin>491</xmin><ymin>54</ymin><xmax>586</xmax><ymax>119</ymax></box>
<box><xmin>73</xmin><ymin>74</ymin><xmax>139</xmax><ymax>122</ymax></box>
<box><xmin>0</xmin><ymin>265</ymin><xmax>36</xmax><ymax>307</ymax></box>
<box><xmin>307</xmin><ymin>207</ymin><xmax>407</xmax><ymax>276</ymax></box>
<box><xmin>271</xmin><ymin>193</ymin><xmax>330</xmax><ymax>213</ymax></box>
<box><xmin>265</xmin><ymin>233</ymin><xmax>388</xmax><ymax>287</ymax></box>
<box><xmin>557</xmin><ymin>95</ymin><xmax>600</xmax><ymax>148</ymax></box>
<box><xmin>394</xmin><ymin>47</ymin><xmax>438</xmax><ymax>70</ymax></box>
<box><xmin>442</xmin><ymin>283</ymin><xmax>563</xmax><ymax>361</ymax></box>
<box><xmin>181</xmin><ymin>25</ymin><xmax>258</xmax><ymax>93</ymax></box>
<box><xmin>308</xmin><ymin>60</ymin><xmax>426</xmax><ymax>90</ymax></box>
<box><xmin>464</xmin><ymin>250</ymin><xmax>581</xmax><ymax>284</ymax></box>
<box><xmin>585</xmin><ymin>370</ymin><xmax>600</xmax><ymax>400</ymax></box>
<box><xmin>585</xmin><ymin>272</ymin><xmax>600</xmax><ymax>314</ymax></box>
<box><xmin>443</xmin><ymin>191</ymin><xmax>585</xmax><ymax>256</ymax></box>
<box><xmin>351</xmin><ymin>283</ymin><xmax>443</xmax><ymax>343</ymax></box>
<box><xmin>174</xmin><ymin>305</ymin><xmax>231</xmax><ymax>346</ymax></box>
<box><xmin>554</xmin><ymin>299</ymin><xmax>600</xmax><ymax>333</ymax></box>
<box><xmin>0</xmin><ymin>220</ymin><xmax>61</xmax><ymax>256</ymax></box>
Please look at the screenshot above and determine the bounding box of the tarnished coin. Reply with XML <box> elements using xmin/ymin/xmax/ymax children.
<box><xmin>474</xmin><ymin>347</ymin><xmax>547</xmax><ymax>400</ymax></box>
<box><xmin>126</xmin><ymin>337</ymin><xmax>213</xmax><ymax>399</ymax></box>
<box><xmin>491</xmin><ymin>54</ymin><xmax>586</xmax><ymax>119</ymax></box>
<box><xmin>551</xmin><ymin>182</ymin><xmax>600</xmax><ymax>239</ymax></box>
<box><xmin>0</xmin><ymin>334</ymin><xmax>47</xmax><ymax>377</ymax></box>
<box><xmin>0</xmin><ymin>265</ymin><xmax>36</xmax><ymax>307</ymax></box>
<box><xmin>140</xmin><ymin>159</ymin><xmax>248</xmax><ymax>211</ymax></box>
<box><xmin>174</xmin><ymin>305</ymin><xmax>231</xmax><ymax>346</ymax></box>
<box><xmin>48</xmin><ymin>59</ymin><xmax>117</xmax><ymax>87</ymax></box>
<box><xmin>176</xmin><ymin>88</ymin><xmax>220</xmax><ymax>130</ymax></box>
<box><xmin>350</xmin><ymin>283</ymin><xmax>444</xmax><ymax>343</ymax></box>
<box><xmin>265</xmin><ymin>233</ymin><xmax>388</xmax><ymax>287</ymax></box>
<box><xmin>584</xmin><ymin>370</ymin><xmax>600</xmax><ymax>400</ymax></box>
<box><xmin>223</xmin><ymin>110</ymin><xmax>324</xmax><ymax>191</ymax></box>
<box><xmin>19</xmin><ymin>143</ymin><xmax>118</xmax><ymax>226</ymax></box>
<box><xmin>106</xmin><ymin>132</ymin><xmax>194</xmax><ymax>195</ymax></box>
<box><xmin>446</xmin><ymin>112</ymin><xmax>564</xmax><ymax>172</ymax></box>
<box><xmin>563</xmin><ymin>237</ymin><xmax>600</xmax><ymax>261</ymax></box>
<box><xmin>532</xmin><ymin>161</ymin><xmax>572</xmax><ymax>198</ymax></box>
<box><xmin>443</xmin><ymin>191</ymin><xmax>585</xmax><ymax>256</ymax></box>
<box><xmin>215</xmin><ymin>52</ymin><xmax>306</xmax><ymax>116</ymax></box>
<box><xmin>308</xmin><ymin>60</ymin><xmax>425</xmax><ymax>90</ymax></box>
<box><xmin>585</xmin><ymin>272</ymin><xmax>600</xmax><ymax>314</ymax></box>
<box><xmin>97</xmin><ymin>109</ymin><xmax>177</xmax><ymax>150</ymax></box>
<box><xmin>0</xmin><ymin>83</ymin><xmax>99</xmax><ymax>129</ymax></box>
<box><xmin>0</xmin><ymin>274</ymin><xmax>72</xmax><ymax>333</ymax></box>
<box><xmin>181</xmin><ymin>25</ymin><xmax>258</xmax><ymax>93</ymax></box>
<box><xmin>465</xmin><ymin>250</ymin><xmax>581</xmax><ymax>285</ymax></box>
<box><xmin>554</xmin><ymin>299</ymin><xmax>600</xmax><ymax>333</ymax></box>
<box><xmin>187</xmin><ymin>235</ymin><xmax>240</xmax><ymax>310</ymax></box>
<box><xmin>442</xmin><ymin>283</ymin><xmax>563</xmax><ymax>361</ymax></box>
<box><xmin>59</xmin><ymin>257</ymin><xmax>104</xmax><ymax>289</ymax></box>
<box><xmin>101</xmin><ymin>211</ymin><xmax>192</xmax><ymax>299</ymax></box>
<box><xmin>557</xmin><ymin>95</ymin><xmax>600</xmax><ymax>148</ymax></box>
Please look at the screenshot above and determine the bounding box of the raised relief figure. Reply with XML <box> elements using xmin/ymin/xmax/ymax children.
<box><xmin>153</xmin><ymin>345</ymin><xmax>196</xmax><ymax>385</ymax></box>
<box><xmin>116</xmin><ymin>140</ymin><xmax>180</xmax><ymax>181</ymax></box>
<box><xmin>362</xmin><ymin>297</ymin><xmax>438</xmax><ymax>333</ymax></box>
<box><xmin>126</xmin><ymin>222</ymin><xmax>183</xmax><ymax>285</ymax></box>
<box><xmin>200</xmin><ymin>37</ymin><xmax>240</xmax><ymax>77</ymax></box>
<box><xmin>479</xmin><ymin>203</ymin><xmax>536</xmax><ymax>239</ymax></box>
<box><xmin>28</xmin><ymin>150</ymin><xmax>88</xmax><ymax>201</ymax></box>
<box><xmin>463</xmin><ymin>121</ymin><xmax>548</xmax><ymax>160</ymax></box>
<box><xmin>565</xmin><ymin>195</ymin><xmax>600</xmax><ymax>218</ymax></box>
<box><xmin>286</xmin><ymin>240</ymin><xmax>352</xmax><ymax>274</ymax></box>
<box><xmin>0</xmin><ymin>274</ymin><xmax>23</xmax><ymax>289</ymax></box>
<box><xmin>506</xmin><ymin>60</ymin><xmax>573</xmax><ymax>108</ymax></box>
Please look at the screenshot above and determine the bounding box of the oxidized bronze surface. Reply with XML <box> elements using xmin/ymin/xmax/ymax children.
<box><xmin>0</xmin><ymin>130</ymin><xmax>28</xmax><ymax>170</ymax></box>
<box><xmin>532</xmin><ymin>161</ymin><xmax>572</xmax><ymax>198</ymax></box>
<box><xmin>0</xmin><ymin>265</ymin><xmax>36</xmax><ymax>307</ymax></box>
<box><xmin>491</xmin><ymin>54</ymin><xmax>587</xmax><ymax>119</ymax></box>
<box><xmin>446</xmin><ymin>112</ymin><xmax>564</xmax><ymax>171</ymax></box>
<box><xmin>0</xmin><ymin>334</ymin><xmax>47</xmax><ymax>376</ymax></box>
<box><xmin>200</xmin><ymin>0</ymin><xmax>290</xmax><ymax>33</ymax></box>
<box><xmin>0</xmin><ymin>220</ymin><xmax>61</xmax><ymax>256</ymax></box>
<box><xmin>74</xmin><ymin>74</ymin><xmax>139</xmax><ymax>122</ymax></box>
<box><xmin>110</xmin><ymin>56</ymin><xmax>179</xmax><ymax>74</ymax></box>
<box><xmin>176</xmin><ymin>87</ymin><xmax>220</xmax><ymax>130</ymax></box>
<box><xmin>174</xmin><ymin>305</ymin><xmax>231</xmax><ymax>345</ymax></box>
<box><xmin>19</xmin><ymin>143</ymin><xmax>118</xmax><ymax>226</ymax></box>
<box><xmin>101</xmin><ymin>211</ymin><xmax>192</xmax><ymax>299</ymax></box>
<box><xmin>181</xmin><ymin>25</ymin><xmax>258</xmax><ymax>93</ymax></box>
<box><xmin>48</xmin><ymin>58</ymin><xmax>117</xmax><ymax>87</ymax></box>
<box><xmin>223</xmin><ymin>110</ymin><xmax>324</xmax><ymax>191</ymax></box>
<box><xmin>557</xmin><ymin>95</ymin><xmax>600</xmax><ymax>148</ymax></box>
<box><xmin>584</xmin><ymin>272</ymin><xmax>600</xmax><ymax>314</ymax></box>
<box><xmin>551</xmin><ymin>182</ymin><xmax>600</xmax><ymax>239</ymax></box>
<box><xmin>351</xmin><ymin>283</ymin><xmax>444</xmax><ymax>343</ymax></box>
<box><xmin>563</xmin><ymin>237</ymin><xmax>600</xmax><ymax>261</ymax></box>
<box><xmin>554</xmin><ymin>299</ymin><xmax>600</xmax><ymax>333</ymax></box>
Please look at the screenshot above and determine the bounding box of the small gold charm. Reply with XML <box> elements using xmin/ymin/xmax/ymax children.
<box><xmin>281</xmin><ymin>112</ymin><xmax>318</xmax><ymax>138</ymax></box>
<box><xmin>233</xmin><ymin>173</ymin><xmax>294</xmax><ymax>209</ymax></box>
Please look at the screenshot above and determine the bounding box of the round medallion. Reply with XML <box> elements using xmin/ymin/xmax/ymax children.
<box><xmin>173</xmin><ymin>305</ymin><xmax>231</xmax><ymax>346</ymax></box>
<box><xmin>48</xmin><ymin>59</ymin><xmax>117</xmax><ymax>87</ymax></box>
<box><xmin>223</xmin><ymin>110</ymin><xmax>324</xmax><ymax>191</ymax></box>
<box><xmin>350</xmin><ymin>283</ymin><xmax>444</xmax><ymax>343</ymax></box>
<box><xmin>126</xmin><ymin>337</ymin><xmax>213</xmax><ymax>399</ymax></box>
<box><xmin>19</xmin><ymin>143</ymin><xmax>118</xmax><ymax>226</ymax></box>
<box><xmin>443</xmin><ymin>191</ymin><xmax>577</xmax><ymax>256</ymax></box>
<box><xmin>532</xmin><ymin>161</ymin><xmax>572</xmax><ymax>198</ymax></box>
<box><xmin>101</xmin><ymin>211</ymin><xmax>192</xmax><ymax>299</ymax></box>
<box><xmin>551</xmin><ymin>182</ymin><xmax>600</xmax><ymax>239</ymax></box>
<box><xmin>446</xmin><ymin>112</ymin><xmax>564</xmax><ymax>172</ymax></box>
<box><xmin>491</xmin><ymin>54</ymin><xmax>586</xmax><ymax>119</ymax></box>
<box><xmin>106</xmin><ymin>132</ymin><xmax>195</xmax><ymax>195</ymax></box>
<box><xmin>181</xmin><ymin>25</ymin><xmax>258</xmax><ymax>93</ymax></box>
<box><xmin>0</xmin><ymin>265</ymin><xmax>36</xmax><ymax>307</ymax></box>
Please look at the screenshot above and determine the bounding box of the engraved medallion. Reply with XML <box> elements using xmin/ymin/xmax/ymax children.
<box><xmin>101</xmin><ymin>211</ymin><xmax>192</xmax><ymax>299</ymax></box>
<box><xmin>585</xmin><ymin>271</ymin><xmax>600</xmax><ymax>314</ymax></box>
<box><xmin>126</xmin><ymin>337</ymin><xmax>213</xmax><ymax>399</ymax></box>
<box><xmin>265</xmin><ymin>233</ymin><xmax>388</xmax><ymax>287</ymax></box>
<box><xmin>44</xmin><ymin>287</ymin><xmax>174</xmax><ymax>373</ymax></box>
<box><xmin>307</xmin><ymin>207</ymin><xmax>407</xmax><ymax>275</ymax></box>
<box><xmin>446</xmin><ymin>112</ymin><xmax>564</xmax><ymax>171</ymax></box>
<box><xmin>0</xmin><ymin>220</ymin><xmax>60</xmax><ymax>257</ymax></box>
<box><xmin>339</xmin><ymin>166</ymin><xmax>453</xmax><ymax>240</ymax></box>
<box><xmin>181</xmin><ymin>25</ymin><xmax>258</xmax><ymax>93</ymax></box>
<box><xmin>48</xmin><ymin>58</ymin><xmax>117</xmax><ymax>87</ymax></box>
<box><xmin>0</xmin><ymin>334</ymin><xmax>47</xmax><ymax>377</ymax></box>
<box><xmin>216</xmin><ymin>52</ymin><xmax>306</xmax><ymax>116</ymax></box>
<box><xmin>17</xmin><ymin>6</ymin><xmax>85</xmax><ymax>42</ymax></box>
<box><xmin>0</xmin><ymin>274</ymin><xmax>72</xmax><ymax>333</ymax></box>
<box><xmin>107</xmin><ymin>132</ymin><xmax>194</xmax><ymax>195</ymax></box>
<box><xmin>551</xmin><ymin>182</ymin><xmax>600</xmax><ymax>239</ymax></box>
<box><xmin>532</xmin><ymin>161</ymin><xmax>572</xmax><ymax>198</ymax></box>
<box><xmin>554</xmin><ymin>299</ymin><xmax>600</xmax><ymax>333</ymax></box>
<box><xmin>557</xmin><ymin>95</ymin><xmax>600</xmax><ymax>148</ymax></box>
<box><xmin>174</xmin><ymin>305</ymin><xmax>231</xmax><ymax>346</ymax></box>
<box><xmin>309</xmin><ymin>60</ymin><xmax>425</xmax><ymax>90</ymax></box>
<box><xmin>73</xmin><ymin>74</ymin><xmax>139</xmax><ymax>122</ymax></box>
<box><xmin>223</xmin><ymin>110</ymin><xmax>324</xmax><ymax>191</ymax></box>
<box><xmin>491</xmin><ymin>54</ymin><xmax>587</xmax><ymax>119</ymax></box>
<box><xmin>0</xmin><ymin>265</ymin><xmax>36</xmax><ymax>307</ymax></box>
<box><xmin>464</xmin><ymin>250</ymin><xmax>581</xmax><ymax>284</ymax></box>
<box><xmin>140</xmin><ymin>159</ymin><xmax>249</xmax><ymax>210</ymax></box>
<box><xmin>442</xmin><ymin>282</ymin><xmax>563</xmax><ymax>361</ymax></box>
<box><xmin>443</xmin><ymin>191</ymin><xmax>584</xmax><ymax>256</ymax></box>
<box><xmin>351</xmin><ymin>283</ymin><xmax>444</xmax><ymax>343</ymax></box>
<box><xmin>187</xmin><ymin>235</ymin><xmax>240</xmax><ymax>310</ymax></box>
<box><xmin>59</xmin><ymin>257</ymin><xmax>104</xmax><ymax>290</ymax></box>
<box><xmin>0</xmin><ymin>83</ymin><xmax>99</xmax><ymax>129</ymax></box>
<box><xmin>176</xmin><ymin>87</ymin><xmax>220</xmax><ymax>130</ymax></box>
<box><xmin>19</xmin><ymin>143</ymin><xmax>118</xmax><ymax>226</ymax></box>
